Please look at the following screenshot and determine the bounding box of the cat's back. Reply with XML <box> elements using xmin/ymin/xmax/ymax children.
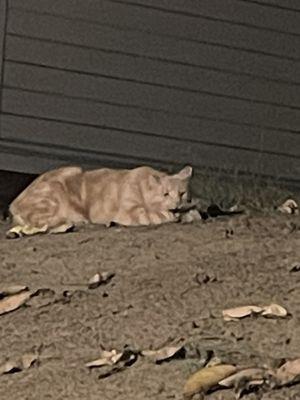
<box><xmin>84</xmin><ymin>167</ymin><xmax>127</xmax><ymax>180</ymax></box>
<box><xmin>83</xmin><ymin>164</ymin><xmax>159</xmax><ymax>202</ymax></box>
<box><xmin>38</xmin><ymin>166</ymin><xmax>83</xmax><ymax>184</ymax></box>
<box><xmin>10</xmin><ymin>166</ymin><xmax>83</xmax><ymax>208</ymax></box>
<box><xmin>83</xmin><ymin>165</ymin><xmax>162</xmax><ymax>186</ymax></box>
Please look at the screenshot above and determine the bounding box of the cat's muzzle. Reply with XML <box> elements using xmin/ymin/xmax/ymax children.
<box><xmin>170</xmin><ymin>198</ymin><xmax>200</xmax><ymax>213</ymax></box>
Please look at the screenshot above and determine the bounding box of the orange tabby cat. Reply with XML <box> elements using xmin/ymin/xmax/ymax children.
<box><xmin>7</xmin><ymin>165</ymin><xmax>192</xmax><ymax>238</ymax></box>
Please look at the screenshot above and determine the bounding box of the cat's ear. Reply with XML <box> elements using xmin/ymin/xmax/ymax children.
<box><xmin>173</xmin><ymin>165</ymin><xmax>193</xmax><ymax>180</ymax></box>
<box><xmin>149</xmin><ymin>174</ymin><xmax>161</xmax><ymax>187</ymax></box>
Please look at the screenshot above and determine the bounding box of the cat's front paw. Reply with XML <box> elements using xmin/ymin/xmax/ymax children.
<box><xmin>172</xmin><ymin>212</ymin><xmax>181</xmax><ymax>222</ymax></box>
<box><xmin>179</xmin><ymin>209</ymin><xmax>202</xmax><ymax>224</ymax></box>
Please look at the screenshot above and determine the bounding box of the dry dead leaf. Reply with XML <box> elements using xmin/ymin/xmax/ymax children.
<box><xmin>0</xmin><ymin>290</ymin><xmax>33</xmax><ymax>316</ymax></box>
<box><xmin>96</xmin><ymin>350</ymin><xmax>138</xmax><ymax>379</ymax></box>
<box><xmin>219</xmin><ymin>368</ymin><xmax>266</xmax><ymax>388</ymax></box>
<box><xmin>222</xmin><ymin>306</ymin><xmax>262</xmax><ymax>321</ymax></box>
<box><xmin>141</xmin><ymin>344</ymin><xmax>185</xmax><ymax>363</ymax></box>
<box><xmin>0</xmin><ymin>285</ymin><xmax>28</xmax><ymax>297</ymax></box>
<box><xmin>85</xmin><ymin>349</ymin><xmax>123</xmax><ymax>368</ymax></box>
<box><xmin>183</xmin><ymin>364</ymin><xmax>237</xmax><ymax>397</ymax></box>
<box><xmin>219</xmin><ymin>368</ymin><xmax>268</xmax><ymax>400</ymax></box>
<box><xmin>278</xmin><ymin>199</ymin><xmax>299</xmax><ymax>215</ymax></box>
<box><xmin>0</xmin><ymin>360</ymin><xmax>21</xmax><ymax>375</ymax></box>
<box><xmin>21</xmin><ymin>353</ymin><xmax>38</xmax><ymax>369</ymax></box>
<box><xmin>88</xmin><ymin>272</ymin><xmax>115</xmax><ymax>289</ymax></box>
<box><xmin>88</xmin><ymin>273</ymin><xmax>101</xmax><ymax>289</ymax></box>
<box><xmin>289</xmin><ymin>263</ymin><xmax>300</xmax><ymax>273</ymax></box>
<box><xmin>223</xmin><ymin>304</ymin><xmax>287</xmax><ymax>321</ymax></box>
<box><xmin>0</xmin><ymin>352</ymin><xmax>38</xmax><ymax>375</ymax></box>
<box><xmin>272</xmin><ymin>358</ymin><xmax>300</xmax><ymax>387</ymax></box>
<box><xmin>88</xmin><ymin>347</ymin><xmax>138</xmax><ymax>379</ymax></box>
<box><xmin>261</xmin><ymin>303</ymin><xmax>287</xmax><ymax>318</ymax></box>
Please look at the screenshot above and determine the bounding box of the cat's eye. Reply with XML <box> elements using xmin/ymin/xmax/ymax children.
<box><xmin>164</xmin><ymin>192</ymin><xmax>169</xmax><ymax>197</ymax></box>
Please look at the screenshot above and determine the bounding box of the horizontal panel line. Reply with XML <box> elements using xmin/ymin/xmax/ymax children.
<box><xmin>3</xmin><ymin>86</ymin><xmax>300</xmax><ymax>136</ymax></box>
<box><xmin>7</xmin><ymin>8</ymin><xmax>300</xmax><ymax>63</ymax></box>
<box><xmin>10</xmin><ymin>0</ymin><xmax>300</xmax><ymax>39</ymax></box>
<box><xmin>1</xmin><ymin>138</ymin><xmax>299</xmax><ymax>186</ymax></box>
<box><xmin>0</xmin><ymin>0</ymin><xmax>8</xmax><ymax>127</ymax></box>
<box><xmin>6</xmin><ymin>34</ymin><xmax>300</xmax><ymax>88</ymax></box>
<box><xmin>239</xmin><ymin>0</ymin><xmax>300</xmax><ymax>13</ymax></box>
<box><xmin>0</xmin><ymin>136</ymin><xmax>178</xmax><ymax>166</ymax></box>
<box><xmin>107</xmin><ymin>0</ymin><xmax>300</xmax><ymax>37</ymax></box>
<box><xmin>5</xmin><ymin>60</ymin><xmax>300</xmax><ymax>111</ymax></box>
<box><xmin>2</xmin><ymin>112</ymin><xmax>300</xmax><ymax>159</ymax></box>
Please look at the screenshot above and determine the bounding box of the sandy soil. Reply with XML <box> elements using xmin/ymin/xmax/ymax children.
<box><xmin>0</xmin><ymin>212</ymin><xmax>299</xmax><ymax>400</ymax></box>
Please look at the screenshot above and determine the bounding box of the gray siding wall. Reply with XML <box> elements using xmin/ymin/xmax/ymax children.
<box><xmin>0</xmin><ymin>0</ymin><xmax>7</xmax><ymax>129</ymax></box>
<box><xmin>0</xmin><ymin>0</ymin><xmax>299</xmax><ymax>185</ymax></box>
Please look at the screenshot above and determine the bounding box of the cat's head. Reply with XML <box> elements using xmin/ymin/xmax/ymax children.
<box><xmin>149</xmin><ymin>166</ymin><xmax>193</xmax><ymax>211</ymax></box>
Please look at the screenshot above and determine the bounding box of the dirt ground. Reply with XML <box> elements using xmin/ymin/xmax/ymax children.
<box><xmin>0</xmin><ymin>212</ymin><xmax>299</xmax><ymax>400</ymax></box>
